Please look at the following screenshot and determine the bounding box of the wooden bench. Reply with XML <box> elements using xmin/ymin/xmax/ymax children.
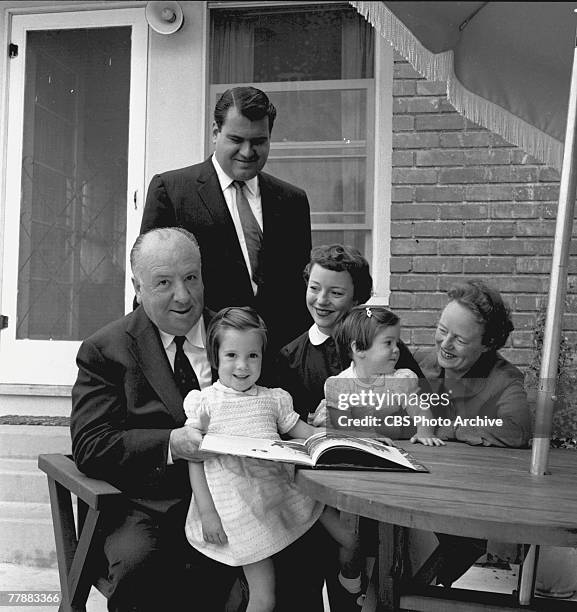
<box><xmin>38</xmin><ymin>453</ymin><xmax>251</xmax><ymax>612</ymax></box>
<box><xmin>38</xmin><ymin>453</ymin><xmax>123</xmax><ymax>612</ymax></box>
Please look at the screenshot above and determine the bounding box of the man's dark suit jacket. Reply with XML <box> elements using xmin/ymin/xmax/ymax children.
<box><xmin>140</xmin><ymin>158</ymin><xmax>312</xmax><ymax>350</ymax></box>
<box><xmin>71</xmin><ymin>306</ymin><xmax>214</xmax><ymax>515</ymax></box>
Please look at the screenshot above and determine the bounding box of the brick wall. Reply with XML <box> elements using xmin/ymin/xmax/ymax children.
<box><xmin>389</xmin><ymin>54</ymin><xmax>577</xmax><ymax>371</ymax></box>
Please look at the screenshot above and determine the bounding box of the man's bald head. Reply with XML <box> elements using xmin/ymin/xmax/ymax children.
<box><xmin>131</xmin><ymin>227</ymin><xmax>200</xmax><ymax>279</ymax></box>
<box><xmin>131</xmin><ymin>228</ymin><xmax>204</xmax><ymax>336</ymax></box>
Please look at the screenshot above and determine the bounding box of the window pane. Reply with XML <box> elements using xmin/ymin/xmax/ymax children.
<box><xmin>17</xmin><ymin>28</ymin><xmax>130</xmax><ymax>340</ymax></box>
<box><xmin>266</xmin><ymin>155</ymin><xmax>366</xmax><ymax>225</ymax></box>
<box><xmin>271</xmin><ymin>88</ymin><xmax>366</xmax><ymax>142</ymax></box>
<box><xmin>211</xmin><ymin>7</ymin><xmax>373</xmax><ymax>84</ymax></box>
<box><xmin>209</xmin><ymin>5</ymin><xmax>374</xmax><ymax>251</ymax></box>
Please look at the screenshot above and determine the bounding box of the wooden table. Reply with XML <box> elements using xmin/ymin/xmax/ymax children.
<box><xmin>295</xmin><ymin>442</ymin><xmax>577</xmax><ymax>611</ymax></box>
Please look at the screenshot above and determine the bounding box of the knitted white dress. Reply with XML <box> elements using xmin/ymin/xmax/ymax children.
<box><xmin>184</xmin><ymin>381</ymin><xmax>324</xmax><ymax>566</ymax></box>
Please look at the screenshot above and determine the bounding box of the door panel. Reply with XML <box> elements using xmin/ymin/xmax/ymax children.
<box><xmin>0</xmin><ymin>9</ymin><xmax>147</xmax><ymax>384</ymax></box>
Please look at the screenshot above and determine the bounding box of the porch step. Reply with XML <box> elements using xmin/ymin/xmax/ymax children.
<box><xmin>0</xmin><ymin>458</ymin><xmax>49</xmax><ymax>503</ymax></box>
<box><xmin>0</xmin><ymin>425</ymin><xmax>70</xmax><ymax>458</ymax></box>
<box><xmin>0</xmin><ymin>426</ymin><xmax>71</xmax><ymax>568</ymax></box>
<box><xmin>0</xmin><ymin>501</ymin><xmax>56</xmax><ymax>567</ymax></box>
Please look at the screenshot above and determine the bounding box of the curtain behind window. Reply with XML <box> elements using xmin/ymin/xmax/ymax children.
<box><xmin>341</xmin><ymin>12</ymin><xmax>374</xmax><ymax>226</ymax></box>
<box><xmin>211</xmin><ymin>17</ymin><xmax>254</xmax><ymax>84</ymax></box>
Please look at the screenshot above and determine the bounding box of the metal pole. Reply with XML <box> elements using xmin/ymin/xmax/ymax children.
<box><xmin>518</xmin><ymin>545</ymin><xmax>539</xmax><ymax>606</ymax></box>
<box><xmin>519</xmin><ymin>17</ymin><xmax>577</xmax><ymax>608</ymax></box>
<box><xmin>530</xmin><ymin>27</ymin><xmax>577</xmax><ymax>477</ymax></box>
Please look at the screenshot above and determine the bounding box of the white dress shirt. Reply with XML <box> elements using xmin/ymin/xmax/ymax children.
<box><xmin>212</xmin><ymin>154</ymin><xmax>263</xmax><ymax>295</ymax></box>
<box><xmin>158</xmin><ymin>317</ymin><xmax>211</xmax><ymax>465</ymax></box>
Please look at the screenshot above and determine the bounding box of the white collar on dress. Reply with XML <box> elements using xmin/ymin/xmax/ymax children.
<box><xmin>213</xmin><ymin>379</ymin><xmax>259</xmax><ymax>396</ymax></box>
<box><xmin>308</xmin><ymin>324</ymin><xmax>331</xmax><ymax>346</ymax></box>
<box><xmin>344</xmin><ymin>362</ymin><xmax>388</xmax><ymax>388</ymax></box>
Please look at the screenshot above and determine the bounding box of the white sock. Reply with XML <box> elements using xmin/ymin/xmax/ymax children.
<box><xmin>338</xmin><ymin>572</ymin><xmax>362</xmax><ymax>594</ymax></box>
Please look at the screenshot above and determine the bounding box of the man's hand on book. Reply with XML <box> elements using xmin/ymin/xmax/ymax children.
<box><xmin>201</xmin><ymin>510</ymin><xmax>228</xmax><ymax>545</ymax></box>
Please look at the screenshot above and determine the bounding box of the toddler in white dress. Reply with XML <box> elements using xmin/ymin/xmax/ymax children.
<box><xmin>312</xmin><ymin>305</ymin><xmax>446</xmax><ymax>444</ymax></box>
<box><xmin>306</xmin><ymin>305</ymin><xmax>445</xmax><ymax>601</ymax></box>
<box><xmin>185</xmin><ymin>307</ymin><xmax>358</xmax><ymax>612</ymax></box>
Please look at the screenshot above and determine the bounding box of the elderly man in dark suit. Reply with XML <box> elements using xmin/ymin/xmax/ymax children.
<box><xmin>140</xmin><ymin>86</ymin><xmax>311</xmax><ymax>354</ymax></box>
<box><xmin>71</xmin><ymin>228</ymin><xmax>328</xmax><ymax>612</ymax></box>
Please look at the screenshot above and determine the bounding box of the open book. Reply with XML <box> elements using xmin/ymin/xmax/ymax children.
<box><xmin>199</xmin><ymin>431</ymin><xmax>428</xmax><ymax>472</ymax></box>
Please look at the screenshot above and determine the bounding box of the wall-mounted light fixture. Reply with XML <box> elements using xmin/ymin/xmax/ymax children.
<box><xmin>145</xmin><ymin>1</ymin><xmax>184</xmax><ymax>35</ymax></box>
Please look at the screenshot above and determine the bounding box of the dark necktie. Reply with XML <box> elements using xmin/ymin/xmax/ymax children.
<box><xmin>233</xmin><ymin>181</ymin><xmax>263</xmax><ymax>287</ymax></box>
<box><xmin>173</xmin><ymin>336</ymin><xmax>200</xmax><ymax>397</ymax></box>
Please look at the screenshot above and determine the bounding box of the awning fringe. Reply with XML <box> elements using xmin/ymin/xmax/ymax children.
<box><xmin>350</xmin><ymin>0</ymin><xmax>563</xmax><ymax>171</ymax></box>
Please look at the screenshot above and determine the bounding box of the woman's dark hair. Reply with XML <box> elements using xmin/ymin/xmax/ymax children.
<box><xmin>303</xmin><ymin>244</ymin><xmax>373</xmax><ymax>304</ymax></box>
<box><xmin>333</xmin><ymin>305</ymin><xmax>400</xmax><ymax>363</ymax></box>
<box><xmin>214</xmin><ymin>87</ymin><xmax>276</xmax><ymax>132</ymax></box>
<box><xmin>447</xmin><ymin>280</ymin><xmax>514</xmax><ymax>350</ymax></box>
<box><xmin>206</xmin><ymin>306</ymin><xmax>267</xmax><ymax>370</ymax></box>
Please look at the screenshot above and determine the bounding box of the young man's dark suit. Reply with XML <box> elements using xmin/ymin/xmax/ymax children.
<box><xmin>71</xmin><ymin>305</ymin><xmax>328</xmax><ymax>611</ymax></box>
<box><xmin>140</xmin><ymin>158</ymin><xmax>312</xmax><ymax>352</ymax></box>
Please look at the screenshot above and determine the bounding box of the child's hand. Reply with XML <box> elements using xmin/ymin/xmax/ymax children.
<box><xmin>201</xmin><ymin>510</ymin><xmax>228</xmax><ymax>545</ymax></box>
<box><xmin>377</xmin><ymin>436</ymin><xmax>395</xmax><ymax>446</ymax></box>
<box><xmin>392</xmin><ymin>369</ymin><xmax>420</xmax><ymax>395</ymax></box>
<box><xmin>196</xmin><ymin>405</ymin><xmax>211</xmax><ymax>434</ymax></box>
<box><xmin>410</xmin><ymin>434</ymin><xmax>445</xmax><ymax>447</ymax></box>
<box><xmin>308</xmin><ymin>401</ymin><xmax>328</xmax><ymax>428</ymax></box>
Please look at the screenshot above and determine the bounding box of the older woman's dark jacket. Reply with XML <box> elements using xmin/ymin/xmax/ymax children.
<box><xmin>414</xmin><ymin>348</ymin><xmax>531</xmax><ymax>447</ymax></box>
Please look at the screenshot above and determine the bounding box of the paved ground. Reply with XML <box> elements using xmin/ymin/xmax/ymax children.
<box><xmin>0</xmin><ymin>563</ymin><xmax>106</xmax><ymax>611</ymax></box>
<box><xmin>0</xmin><ymin>561</ymin><xmax>519</xmax><ymax>611</ymax></box>
<box><xmin>0</xmin><ymin>563</ymin><xmax>331</xmax><ymax>611</ymax></box>
<box><xmin>1</xmin><ymin>562</ymin><xmax>572</xmax><ymax>611</ymax></box>
<box><xmin>0</xmin><ymin>563</ymin><xmax>328</xmax><ymax>611</ymax></box>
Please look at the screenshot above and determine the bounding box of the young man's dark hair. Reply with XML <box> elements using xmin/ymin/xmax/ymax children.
<box><xmin>214</xmin><ymin>86</ymin><xmax>277</xmax><ymax>132</ymax></box>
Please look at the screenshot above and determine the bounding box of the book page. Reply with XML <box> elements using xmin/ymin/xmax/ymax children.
<box><xmin>304</xmin><ymin>432</ymin><xmax>418</xmax><ymax>470</ymax></box>
<box><xmin>200</xmin><ymin>434</ymin><xmax>313</xmax><ymax>465</ymax></box>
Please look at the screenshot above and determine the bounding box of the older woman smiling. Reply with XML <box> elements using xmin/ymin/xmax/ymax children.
<box><xmin>415</xmin><ymin>280</ymin><xmax>531</xmax><ymax>448</ymax></box>
<box><xmin>411</xmin><ymin>280</ymin><xmax>532</xmax><ymax>588</ymax></box>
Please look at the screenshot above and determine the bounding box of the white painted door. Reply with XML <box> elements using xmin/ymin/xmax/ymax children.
<box><xmin>0</xmin><ymin>9</ymin><xmax>147</xmax><ymax>385</ymax></box>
